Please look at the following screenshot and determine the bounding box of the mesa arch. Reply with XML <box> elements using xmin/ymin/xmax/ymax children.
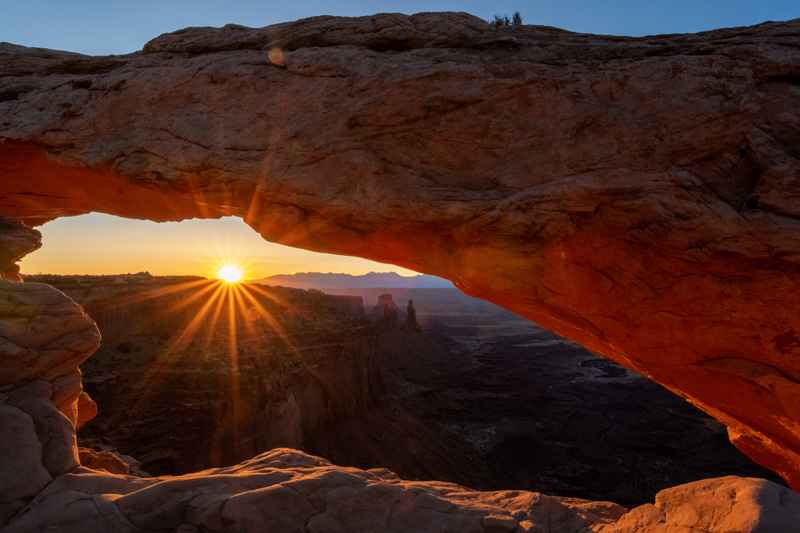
<box><xmin>1</xmin><ymin>11</ymin><xmax>800</xmax><ymax>526</ymax></box>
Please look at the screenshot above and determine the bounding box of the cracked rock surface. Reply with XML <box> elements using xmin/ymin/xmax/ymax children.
<box><xmin>1</xmin><ymin>11</ymin><xmax>800</xmax><ymax>530</ymax></box>
<box><xmin>7</xmin><ymin>448</ymin><xmax>799</xmax><ymax>533</ymax></box>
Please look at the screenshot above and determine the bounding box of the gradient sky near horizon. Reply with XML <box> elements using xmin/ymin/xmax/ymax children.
<box><xmin>8</xmin><ymin>1</ymin><xmax>800</xmax><ymax>278</ymax></box>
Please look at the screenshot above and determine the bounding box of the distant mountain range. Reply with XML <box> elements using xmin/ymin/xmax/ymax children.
<box><xmin>256</xmin><ymin>271</ymin><xmax>454</xmax><ymax>289</ymax></box>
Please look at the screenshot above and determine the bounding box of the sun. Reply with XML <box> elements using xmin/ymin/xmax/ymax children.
<box><xmin>217</xmin><ymin>264</ymin><xmax>243</xmax><ymax>283</ymax></box>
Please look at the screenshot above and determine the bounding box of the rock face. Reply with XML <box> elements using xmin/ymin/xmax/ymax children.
<box><xmin>1</xmin><ymin>11</ymin><xmax>800</xmax><ymax>530</ymax></box>
<box><xmin>374</xmin><ymin>293</ymin><xmax>400</xmax><ymax>323</ymax></box>
<box><xmin>7</xmin><ymin>447</ymin><xmax>800</xmax><ymax>533</ymax></box>
<box><xmin>0</xmin><ymin>280</ymin><xmax>100</xmax><ymax>523</ymax></box>
<box><xmin>603</xmin><ymin>476</ymin><xmax>800</xmax><ymax>533</ymax></box>
<box><xmin>77</xmin><ymin>447</ymin><xmax>136</xmax><ymax>475</ymax></box>
<box><xmin>0</xmin><ymin>218</ymin><xmax>40</xmax><ymax>281</ymax></box>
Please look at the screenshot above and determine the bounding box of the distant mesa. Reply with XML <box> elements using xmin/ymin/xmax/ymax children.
<box><xmin>373</xmin><ymin>293</ymin><xmax>400</xmax><ymax>324</ymax></box>
<box><xmin>257</xmin><ymin>271</ymin><xmax>454</xmax><ymax>290</ymax></box>
<box><xmin>24</xmin><ymin>272</ymin><xmax>206</xmax><ymax>286</ymax></box>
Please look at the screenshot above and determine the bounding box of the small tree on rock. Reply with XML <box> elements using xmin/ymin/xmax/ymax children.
<box><xmin>491</xmin><ymin>12</ymin><xmax>523</xmax><ymax>30</ymax></box>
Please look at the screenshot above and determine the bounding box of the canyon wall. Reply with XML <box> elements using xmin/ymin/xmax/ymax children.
<box><xmin>1</xmin><ymin>12</ymin><xmax>800</xmax><ymax>531</ymax></box>
<box><xmin>29</xmin><ymin>275</ymin><xmax>382</xmax><ymax>474</ymax></box>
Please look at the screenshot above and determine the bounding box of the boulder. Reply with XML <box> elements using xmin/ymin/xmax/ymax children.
<box><xmin>76</xmin><ymin>390</ymin><xmax>98</xmax><ymax>428</ymax></box>
<box><xmin>0</xmin><ymin>281</ymin><xmax>101</xmax><ymax>386</ymax></box>
<box><xmin>78</xmin><ymin>447</ymin><xmax>132</xmax><ymax>475</ymax></box>
<box><xmin>6</xmin><ymin>448</ymin><xmax>799</xmax><ymax>532</ymax></box>
<box><xmin>0</xmin><ymin>403</ymin><xmax>52</xmax><ymax>524</ymax></box>
<box><xmin>603</xmin><ymin>476</ymin><xmax>800</xmax><ymax>532</ymax></box>
<box><xmin>9</xmin><ymin>380</ymin><xmax>79</xmax><ymax>477</ymax></box>
<box><xmin>0</xmin><ymin>279</ymin><xmax>99</xmax><ymax>525</ymax></box>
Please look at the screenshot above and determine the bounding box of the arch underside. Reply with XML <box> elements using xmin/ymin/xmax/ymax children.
<box><xmin>1</xmin><ymin>10</ymin><xmax>800</xmax><ymax>498</ymax></box>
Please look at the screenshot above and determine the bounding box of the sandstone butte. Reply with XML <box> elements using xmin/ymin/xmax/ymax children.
<box><xmin>1</xmin><ymin>12</ymin><xmax>800</xmax><ymax>532</ymax></box>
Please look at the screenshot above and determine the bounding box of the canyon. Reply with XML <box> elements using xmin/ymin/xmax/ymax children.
<box><xmin>1</xmin><ymin>11</ymin><xmax>800</xmax><ymax>532</ymax></box>
<box><xmin>3</xmin><ymin>273</ymin><xmax>798</xmax><ymax>531</ymax></box>
<box><xmin>30</xmin><ymin>274</ymin><xmax>379</xmax><ymax>475</ymax></box>
<box><xmin>21</xmin><ymin>275</ymin><xmax>776</xmax><ymax>506</ymax></box>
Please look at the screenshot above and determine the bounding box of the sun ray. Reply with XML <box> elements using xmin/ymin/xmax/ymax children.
<box><xmin>225</xmin><ymin>284</ymin><xmax>240</xmax><ymax>443</ymax></box>
<box><xmin>139</xmin><ymin>285</ymin><xmax>222</xmax><ymax>379</ymax></box>
<box><xmin>111</xmin><ymin>283</ymin><xmax>226</xmax><ymax>430</ymax></box>
<box><xmin>242</xmin><ymin>281</ymin><xmax>291</xmax><ymax>311</ymax></box>
<box><xmin>232</xmin><ymin>284</ymin><xmax>257</xmax><ymax>339</ymax></box>
<box><xmin>238</xmin><ymin>284</ymin><xmax>301</xmax><ymax>359</ymax></box>
<box><xmin>99</xmin><ymin>276</ymin><xmax>320</xmax><ymax>464</ymax></box>
<box><xmin>96</xmin><ymin>278</ymin><xmax>210</xmax><ymax>310</ymax></box>
<box><xmin>201</xmin><ymin>283</ymin><xmax>229</xmax><ymax>357</ymax></box>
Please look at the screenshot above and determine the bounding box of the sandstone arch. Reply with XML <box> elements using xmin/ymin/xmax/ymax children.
<box><xmin>1</xmin><ymin>12</ymin><xmax>800</xmax><ymax>530</ymax></box>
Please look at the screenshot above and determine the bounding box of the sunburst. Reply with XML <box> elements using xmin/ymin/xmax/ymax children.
<box><xmin>217</xmin><ymin>264</ymin><xmax>243</xmax><ymax>283</ymax></box>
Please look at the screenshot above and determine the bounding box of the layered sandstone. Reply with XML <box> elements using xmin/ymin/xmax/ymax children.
<box><xmin>0</xmin><ymin>280</ymin><xmax>100</xmax><ymax>523</ymax></box>
<box><xmin>0</xmin><ymin>218</ymin><xmax>40</xmax><ymax>281</ymax></box>
<box><xmin>1</xmin><ymin>11</ymin><xmax>800</xmax><ymax>530</ymax></box>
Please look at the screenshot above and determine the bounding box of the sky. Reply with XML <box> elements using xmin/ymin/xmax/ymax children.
<box><xmin>7</xmin><ymin>1</ymin><xmax>799</xmax><ymax>278</ymax></box>
<box><xmin>21</xmin><ymin>214</ymin><xmax>420</xmax><ymax>279</ymax></box>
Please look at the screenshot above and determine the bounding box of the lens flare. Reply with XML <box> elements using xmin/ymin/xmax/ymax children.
<box><xmin>217</xmin><ymin>264</ymin><xmax>243</xmax><ymax>283</ymax></box>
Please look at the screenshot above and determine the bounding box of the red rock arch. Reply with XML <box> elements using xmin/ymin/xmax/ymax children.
<box><xmin>2</xmin><ymin>13</ymin><xmax>800</xmax><ymax>492</ymax></box>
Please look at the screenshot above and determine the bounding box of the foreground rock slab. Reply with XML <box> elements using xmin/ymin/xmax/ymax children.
<box><xmin>6</xmin><ymin>448</ymin><xmax>799</xmax><ymax>533</ymax></box>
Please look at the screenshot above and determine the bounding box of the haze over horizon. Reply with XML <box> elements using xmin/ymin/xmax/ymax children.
<box><xmin>9</xmin><ymin>1</ymin><xmax>799</xmax><ymax>277</ymax></box>
<box><xmin>21</xmin><ymin>213</ymin><xmax>421</xmax><ymax>279</ymax></box>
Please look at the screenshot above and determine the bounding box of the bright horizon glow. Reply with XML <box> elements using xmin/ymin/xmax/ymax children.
<box><xmin>217</xmin><ymin>264</ymin><xmax>243</xmax><ymax>283</ymax></box>
<box><xmin>20</xmin><ymin>213</ymin><xmax>421</xmax><ymax>278</ymax></box>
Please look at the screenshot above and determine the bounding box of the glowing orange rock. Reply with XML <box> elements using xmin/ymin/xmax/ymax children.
<box><xmin>1</xmin><ymin>12</ymin><xmax>800</xmax><ymax>493</ymax></box>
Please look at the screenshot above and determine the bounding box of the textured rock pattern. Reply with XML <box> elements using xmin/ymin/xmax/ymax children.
<box><xmin>0</xmin><ymin>11</ymin><xmax>800</xmax><ymax>531</ymax></box>
<box><xmin>77</xmin><ymin>447</ymin><xmax>134</xmax><ymax>475</ymax></box>
<box><xmin>1</xmin><ymin>13</ymin><xmax>799</xmax><ymax>483</ymax></box>
<box><xmin>7</xmin><ymin>448</ymin><xmax>800</xmax><ymax>533</ymax></box>
<box><xmin>0</xmin><ymin>280</ymin><xmax>100</xmax><ymax>523</ymax></box>
<box><xmin>0</xmin><ymin>218</ymin><xmax>39</xmax><ymax>281</ymax></box>
<box><xmin>603</xmin><ymin>476</ymin><xmax>800</xmax><ymax>533</ymax></box>
<box><xmin>0</xmin><ymin>281</ymin><xmax>101</xmax><ymax>386</ymax></box>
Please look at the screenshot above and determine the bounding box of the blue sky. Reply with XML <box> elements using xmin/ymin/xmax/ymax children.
<box><xmin>8</xmin><ymin>1</ymin><xmax>800</xmax><ymax>277</ymax></box>
<box><xmin>3</xmin><ymin>1</ymin><xmax>798</xmax><ymax>55</ymax></box>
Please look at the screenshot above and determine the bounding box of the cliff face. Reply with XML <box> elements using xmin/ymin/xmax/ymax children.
<box><xmin>27</xmin><ymin>275</ymin><xmax>382</xmax><ymax>474</ymax></box>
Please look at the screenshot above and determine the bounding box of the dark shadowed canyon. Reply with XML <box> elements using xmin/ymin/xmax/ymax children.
<box><xmin>30</xmin><ymin>274</ymin><xmax>780</xmax><ymax>508</ymax></box>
